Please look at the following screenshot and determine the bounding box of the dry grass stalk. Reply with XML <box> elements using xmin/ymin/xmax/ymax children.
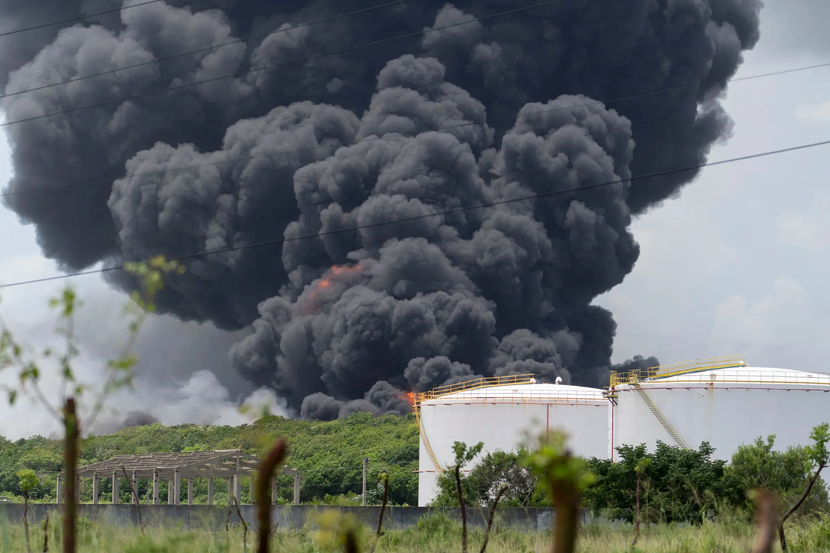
<box><xmin>256</xmin><ymin>439</ymin><xmax>287</xmax><ymax>553</ymax></box>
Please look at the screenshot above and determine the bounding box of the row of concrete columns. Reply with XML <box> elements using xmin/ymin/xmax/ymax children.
<box><xmin>57</xmin><ymin>471</ymin><xmax>301</xmax><ymax>505</ymax></box>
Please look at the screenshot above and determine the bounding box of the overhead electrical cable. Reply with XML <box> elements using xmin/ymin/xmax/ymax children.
<box><xmin>2</xmin><ymin>138</ymin><xmax>828</xmax><ymax>290</ymax></box>
<box><xmin>0</xmin><ymin>0</ymin><xmax>407</xmax><ymax>101</ymax></box>
<box><xmin>2</xmin><ymin>60</ymin><xmax>829</xmax><ymax>201</ymax></box>
<box><xmin>0</xmin><ymin>0</ymin><xmax>165</xmax><ymax>39</ymax></box>
<box><xmin>0</xmin><ymin>0</ymin><xmax>567</xmax><ymax>129</ymax></box>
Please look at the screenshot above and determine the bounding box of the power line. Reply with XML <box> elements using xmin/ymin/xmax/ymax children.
<box><xmin>0</xmin><ymin>0</ymin><xmax>567</xmax><ymax>129</ymax></box>
<box><xmin>0</xmin><ymin>0</ymin><xmax>406</xmax><ymax>101</ymax></box>
<box><xmin>2</xmin><ymin>59</ymin><xmax>829</xmax><ymax>201</ymax></box>
<box><xmin>1</xmin><ymin>138</ymin><xmax>828</xmax><ymax>290</ymax></box>
<box><xmin>0</xmin><ymin>0</ymin><xmax>165</xmax><ymax>39</ymax></box>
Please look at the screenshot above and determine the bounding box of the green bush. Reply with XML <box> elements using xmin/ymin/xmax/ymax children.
<box><xmin>432</xmin><ymin>449</ymin><xmax>547</xmax><ymax>508</ymax></box>
<box><xmin>728</xmin><ymin>435</ymin><xmax>829</xmax><ymax>517</ymax></box>
<box><xmin>583</xmin><ymin>442</ymin><xmax>741</xmax><ymax>524</ymax></box>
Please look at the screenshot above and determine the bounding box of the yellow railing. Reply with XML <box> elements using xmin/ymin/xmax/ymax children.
<box><xmin>416</xmin><ymin>393</ymin><xmax>607</xmax><ymax>406</ymax></box>
<box><xmin>413</xmin><ymin>374</ymin><xmax>536</xmax><ymax>407</ymax></box>
<box><xmin>609</xmin><ymin>355</ymin><xmax>745</xmax><ymax>387</ymax></box>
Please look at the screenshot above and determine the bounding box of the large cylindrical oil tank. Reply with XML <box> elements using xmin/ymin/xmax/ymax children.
<box><xmin>610</xmin><ymin>356</ymin><xmax>830</xmax><ymax>464</ymax></box>
<box><xmin>415</xmin><ymin>375</ymin><xmax>609</xmax><ymax>506</ymax></box>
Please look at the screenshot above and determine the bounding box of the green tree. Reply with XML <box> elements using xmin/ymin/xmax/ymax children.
<box><xmin>433</xmin><ymin>449</ymin><xmax>546</xmax><ymax>507</ymax></box>
<box><xmin>729</xmin><ymin>434</ymin><xmax>829</xmax><ymax>517</ymax></box>
<box><xmin>583</xmin><ymin>442</ymin><xmax>740</xmax><ymax>524</ymax></box>
<box><xmin>17</xmin><ymin>469</ymin><xmax>39</xmax><ymax>553</ymax></box>
<box><xmin>777</xmin><ymin>423</ymin><xmax>830</xmax><ymax>551</ymax></box>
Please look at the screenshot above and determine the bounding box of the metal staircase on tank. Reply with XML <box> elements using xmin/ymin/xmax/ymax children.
<box><xmin>631</xmin><ymin>383</ymin><xmax>691</xmax><ymax>450</ymax></box>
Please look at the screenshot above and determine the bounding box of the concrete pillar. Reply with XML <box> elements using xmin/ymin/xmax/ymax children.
<box><xmin>234</xmin><ymin>475</ymin><xmax>241</xmax><ymax>504</ymax></box>
<box><xmin>112</xmin><ymin>472</ymin><xmax>119</xmax><ymax>505</ymax></box>
<box><xmin>187</xmin><ymin>479</ymin><xmax>193</xmax><ymax>506</ymax></box>
<box><xmin>293</xmin><ymin>473</ymin><xmax>300</xmax><ymax>505</ymax></box>
<box><xmin>131</xmin><ymin>470</ymin><xmax>138</xmax><ymax>505</ymax></box>
<box><xmin>76</xmin><ymin>475</ymin><xmax>81</xmax><ymax>504</ymax></box>
<box><xmin>56</xmin><ymin>474</ymin><xmax>62</xmax><ymax>505</ymax></box>
<box><xmin>362</xmin><ymin>457</ymin><xmax>368</xmax><ymax>507</ymax></box>
<box><xmin>207</xmin><ymin>478</ymin><xmax>214</xmax><ymax>506</ymax></box>
<box><xmin>227</xmin><ymin>478</ymin><xmax>233</xmax><ymax>503</ymax></box>
<box><xmin>92</xmin><ymin>474</ymin><xmax>99</xmax><ymax>505</ymax></box>
<box><xmin>152</xmin><ymin>471</ymin><xmax>159</xmax><ymax>505</ymax></box>
<box><xmin>271</xmin><ymin>476</ymin><xmax>278</xmax><ymax>506</ymax></box>
<box><xmin>167</xmin><ymin>480</ymin><xmax>174</xmax><ymax>504</ymax></box>
<box><xmin>174</xmin><ymin>470</ymin><xmax>181</xmax><ymax>506</ymax></box>
<box><xmin>250</xmin><ymin>477</ymin><xmax>255</xmax><ymax>505</ymax></box>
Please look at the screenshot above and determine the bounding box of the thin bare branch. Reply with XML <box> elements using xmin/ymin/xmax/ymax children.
<box><xmin>120</xmin><ymin>466</ymin><xmax>144</xmax><ymax>534</ymax></box>
<box><xmin>62</xmin><ymin>397</ymin><xmax>79</xmax><ymax>553</ymax></box>
<box><xmin>42</xmin><ymin>515</ymin><xmax>49</xmax><ymax>553</ymax></box>
<box><xmin>479</xmin><ymin>485</ymin><xmax>508</xmax><ymax>553</ymax></box>
<box><xmin>26</xmin><ymin>379</ymin><xmax>62</xmax><ymax>422</ymax></box>
<box><xmin>22</xmin><ymin>490</ymin><xmax>31</xmax><ymax>553</ymax></box>
<box><xmin>256</xmin><ymin>439</ymin><xmax>287</xmax><ymax>553</ymax></box>
<box><xmin>84</xmin><ymin>311</ymin><xmax>146</xmax><ymax>430</ymax></box>
<box><xmin>455</xmin><ymin>465</ymin><xmax>468</xmax><ymax>553</ymax></box>
<box><xmin>782</xmin><ymin>462</ymin><xmax>826</xmax><ymax>523</ymax></box>
<box><xmin>58</xmin><ymin>307</ymin><xmax>76</xmax><ymax>410</ymax></box>
<box><xmin>368</xmin><ymin>474</ymin><xmax>390</xmax><ymax>553</ymax></box>
<box><xmin>231</xmin><ymin>495</ymin><xmax>249</xmax><ymax>553</ymax></box>
<box><xmin>0</xmin><ymin>311</ymin><xmax>62</xmax><ymax>422</ymax></box>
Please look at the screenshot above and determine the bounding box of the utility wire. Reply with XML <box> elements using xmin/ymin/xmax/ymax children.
<box><xmin>2</xmin><ymin>59</ymin><xmax>829</xmax><ymax>201</ymax></box>
<box><xmin>0</xmin><ymin>0</ymin><xmax>406</xmax><ymax>101</ymax></box>
<box><xmin>0</xmin><ymin>0</ymin><xmax>165</xmax><ymax>39</ymax></box>
<box><xmin>1</xmin><ymin>138</ymin><xmax>828</xmax><ymax>290</ymax></box>
<box><xmin>0</xmin><ymin>0</ymin><xmax>567</xmax><ymax>129</ymax></box>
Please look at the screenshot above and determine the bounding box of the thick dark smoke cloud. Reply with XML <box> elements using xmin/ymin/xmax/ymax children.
<box><xmin>121</xmin><ymin>411</ymin><xmax>159</xmax><ymax>428</ymax></box>
<box><xmin>1</xmin><ymin>0</ymin><xmax>762</xmax><ymax>417</ymax></box>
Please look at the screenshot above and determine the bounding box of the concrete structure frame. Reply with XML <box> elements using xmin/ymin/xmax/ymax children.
<box><xmin>61</xmin><ymin>449</ymin><xmax>301</xmax><ymax>506</ymax></box>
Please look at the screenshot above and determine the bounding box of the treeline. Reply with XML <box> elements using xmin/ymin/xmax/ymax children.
<box><xmin>434</xmin><ymin>436</ymin><xmax>830</xmax><ymax>523</ymax></box>
<box><xmin>4</xmin><ymin>412</ymin><xmax>829</xmax><ymax>525</ymax></box>
<box><xmin>0</xmin><ymin>412</ymin><xmax>419</xmax><ymax>505</ymax></box>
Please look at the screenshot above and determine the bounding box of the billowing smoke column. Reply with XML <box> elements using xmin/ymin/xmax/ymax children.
<box><xmin>1</xmin><ymin>0</ymin><xmax>762</xmax><ymax>419</ymax></box>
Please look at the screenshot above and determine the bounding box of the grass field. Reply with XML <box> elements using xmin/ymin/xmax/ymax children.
<box><xmin>1</xmin><ymin>512</ymin><xmax>830</xmax><ymax>553</ymax></box>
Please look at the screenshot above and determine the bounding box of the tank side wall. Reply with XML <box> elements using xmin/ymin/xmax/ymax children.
<box><xmin>615</xmin><ymin>386</ymin><xmax>830</xmax><ymax>466</ymax></box>
<box><xmin>418</xmin><ymin>401</ymin><xmax>609</xmax><ymax>505</ymax></box>
<box><xmin>418</xmin><ymin>426</ymin><xmax>439</xmax><ymax>507</ymax></box>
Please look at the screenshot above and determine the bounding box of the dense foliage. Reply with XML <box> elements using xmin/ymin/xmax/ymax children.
<box><xmin>434</xmin><ymin>438</ymin><xmax>830</xmax><ymax>524</ymax></box>
<box><xmin>433</xmin><ymin>449</ymin><xmax>546</xmax><ymax>508</ymax></box>
<box><xmin>0</xmin><ymin>412</ymin><xmax>419</xmax><ymax>505</ymax></box>
<box><xmin>728</xmin><ymin>435</ymin><xmax>829</xmax><ymax>516</ymax></box>
<box><xmin>584</xmin><ymin>442</ymin><xmax>740</xmax><ymax>523</ymax></box>
<box><xmin>4</xmin><ymin>413</ymin><xmax>828</xmax><ymax>526</ymax></box>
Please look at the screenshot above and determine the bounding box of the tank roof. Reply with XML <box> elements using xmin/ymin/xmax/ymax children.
<box><xmin>654</xmin><ymin>365</ymin><xmax>830</xmax><ymax>385</ymax></box>
<box><xmin>420</xmin><ymin>381</ymin><xmax>605</xmax><ymax>404</ymax></box>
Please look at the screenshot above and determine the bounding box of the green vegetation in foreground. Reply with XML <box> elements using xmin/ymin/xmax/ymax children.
<box><xmin>1</xmin><ymin>514</ymin><xmax>830</xmax><ymax>553</ymax></box>
<box><xmin>0</xmin><ymin>412</ymin><xmax>420</xmax><ymax>506</ymax></box>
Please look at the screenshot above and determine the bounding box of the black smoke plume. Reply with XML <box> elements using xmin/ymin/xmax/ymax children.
<box><xmin>1</xmin><ymin>0</ymin><xmax>762</xmax><ymax>417</ymax></box>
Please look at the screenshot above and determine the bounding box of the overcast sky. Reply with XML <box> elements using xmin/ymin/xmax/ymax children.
<box><xmin>1</xmin><ymin>1</ymin><xmax>829</xmax><ymax>439</ymax></box>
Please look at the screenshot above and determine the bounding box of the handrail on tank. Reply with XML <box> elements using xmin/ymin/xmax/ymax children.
<box><xmin>413</xmin><ymin>373</ymin><xmax>536</xmax><ymax>407</ymax></box>
<box><xmin>608</xmin><ymin>355</ymin><xmax>746</xmax><ymax>387</ymax></box>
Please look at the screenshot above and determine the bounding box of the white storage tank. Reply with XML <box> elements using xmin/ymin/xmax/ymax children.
<box><xmin>609</xmin><ymin>356</ymin><xmax>830</xmax><ymax>463</ymax></box>
<box><xmin>415</xmin><ymin>375</ymin><xmax>610</xmax><ymax>506</ymax></box>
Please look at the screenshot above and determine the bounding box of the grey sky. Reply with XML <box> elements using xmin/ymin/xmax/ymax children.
<box><xmin>596</xmin><ymin>6</ymin><xmax>830</xmax><ymax>374</ymax></box>
<box><xmin>1</xmin><ymin>1</ymin><xmax>829</xmax><ymax>438</ymax></box>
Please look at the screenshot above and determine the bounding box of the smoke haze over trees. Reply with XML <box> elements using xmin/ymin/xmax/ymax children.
<box><xmin>0</xmin><ymin>0</ymin><xmax>762</xmax><ymax>419</ymax></box>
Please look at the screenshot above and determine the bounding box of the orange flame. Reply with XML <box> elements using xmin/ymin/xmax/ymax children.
<box><xmin>400</xmin><ymin>391</ymin><xmax>415</xmax><ymax>406</ymax></box>
<box><xmin>302</xmin><ymin>264</ymin><xmax>362</xmax><ymax>315</ymax></box>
